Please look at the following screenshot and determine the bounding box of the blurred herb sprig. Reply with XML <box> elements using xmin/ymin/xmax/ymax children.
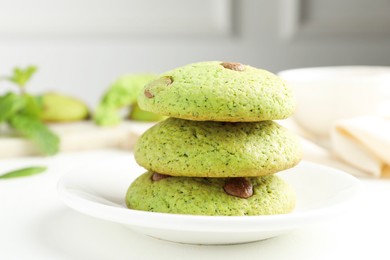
<box><xmin>7</xmin><ymin>66</ymin><xmax>38</xmax><ymax>93</ymax></box>
<box><xmin>0</xmin><ymin>166</ymin><xmax>47</xmax><ymax>179</ymax></box>
<box><xmin>0</xmin><ymin>66</ymin><xmax>59</xmax><ymax>155</ymax></box>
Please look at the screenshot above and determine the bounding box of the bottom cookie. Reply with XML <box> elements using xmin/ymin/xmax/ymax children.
<box><xmin>125</xmin><ymin>171</ymin><xmax>295</xmax><ymax>216</ymax></box>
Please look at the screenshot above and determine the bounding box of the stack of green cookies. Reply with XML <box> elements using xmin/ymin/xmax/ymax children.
<box><xmin>125</xmin><ymin>61</ymin><xmax>302</xmax><ymax>216</ymax></box>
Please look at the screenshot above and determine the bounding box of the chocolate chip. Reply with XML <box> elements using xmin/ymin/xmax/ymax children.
<box><xmin>149</xmin><ymin>76</ymin><xmax>173</xmax><ymax>87</ymax></box>
<box><xmin>223</xmin><ymin>177</ymin><xmax>253</xmax><ymax>198</ymax></box>
<box><xmin>144</xmin><ymin>76</ymin><xmax>173</xmax><ymax>98</ymax></box>
<box><xmin>161</xmin><ymin>76</ymin><xmax>173</xmax><ymax>85</ymax></box>
<box><xmin>221</xmin><ymin>62</ymin><xmax>245</xmax><ymax>71</ymax></box>
<box><xmin>152</xmin><ymin>172</ymin><xmax>170</xmax><ymax>181</ymax></box>
<box><xmin>144</xmin><ymin>89</ymin><xmax>154</xmax><ymax>98</ymax></box>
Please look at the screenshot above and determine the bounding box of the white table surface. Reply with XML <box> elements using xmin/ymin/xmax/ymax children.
<box><xmin>1</xmin><ymin>149</ymin><xmax>389</xmax><ymax>260</ymax></box>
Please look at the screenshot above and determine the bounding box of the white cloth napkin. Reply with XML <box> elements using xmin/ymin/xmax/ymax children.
<box><xmin>279</xmin><ymin>118</ymin><xmax>385</xmax><ymax>178</ymax></box>
<box><xmin>331</xmin><ymin>116</ymin><xmax>390</xmax><ymax>178</ymax></box>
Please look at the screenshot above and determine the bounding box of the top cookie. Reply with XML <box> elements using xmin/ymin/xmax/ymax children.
<box><xmin>137</xmin><ymin>61</ymin><xmax>296</xmax><ymax>122</ymax></box>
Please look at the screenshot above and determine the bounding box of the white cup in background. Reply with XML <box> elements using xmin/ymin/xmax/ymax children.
<box><xmin>278</xmin><ymin>66</ymin><xmax>390</xmax><ymax>138</ymax></box>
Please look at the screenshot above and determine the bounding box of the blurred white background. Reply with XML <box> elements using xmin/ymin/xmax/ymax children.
<box><xmin>1</xmin><ymin>0</ymin><xmax>390</xmax><ymax>107</ymax></box>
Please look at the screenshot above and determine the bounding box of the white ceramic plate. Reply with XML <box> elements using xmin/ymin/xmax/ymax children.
<box><xmin>58</xmin><ymin>157</ymin><xmax>361</xmax><ymax>245</ymax></box>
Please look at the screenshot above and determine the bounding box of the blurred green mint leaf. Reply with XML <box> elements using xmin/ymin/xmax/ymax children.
<box><xmin>20</xmin><ymin>94</ymin><xmax>43</xmax><ymax>118</ymax></box>
<box><xmin>7</xmin><ymin>66</ymin><xmax>37</xmax><ymax>89</ymax></box>
<box><xmin>8</xmin><ymin>114</ymin><xmax>59</xmax><ymax>155</ymax></box>
<box><xmin>0</xmin><ymin>166</ymin><xmax>47</xmax><ymax>179</ymax></box>
<box><xmin>0</xmin><ymin>92</ymin><xmax>26</xmax><ymax>123</ymax></box>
